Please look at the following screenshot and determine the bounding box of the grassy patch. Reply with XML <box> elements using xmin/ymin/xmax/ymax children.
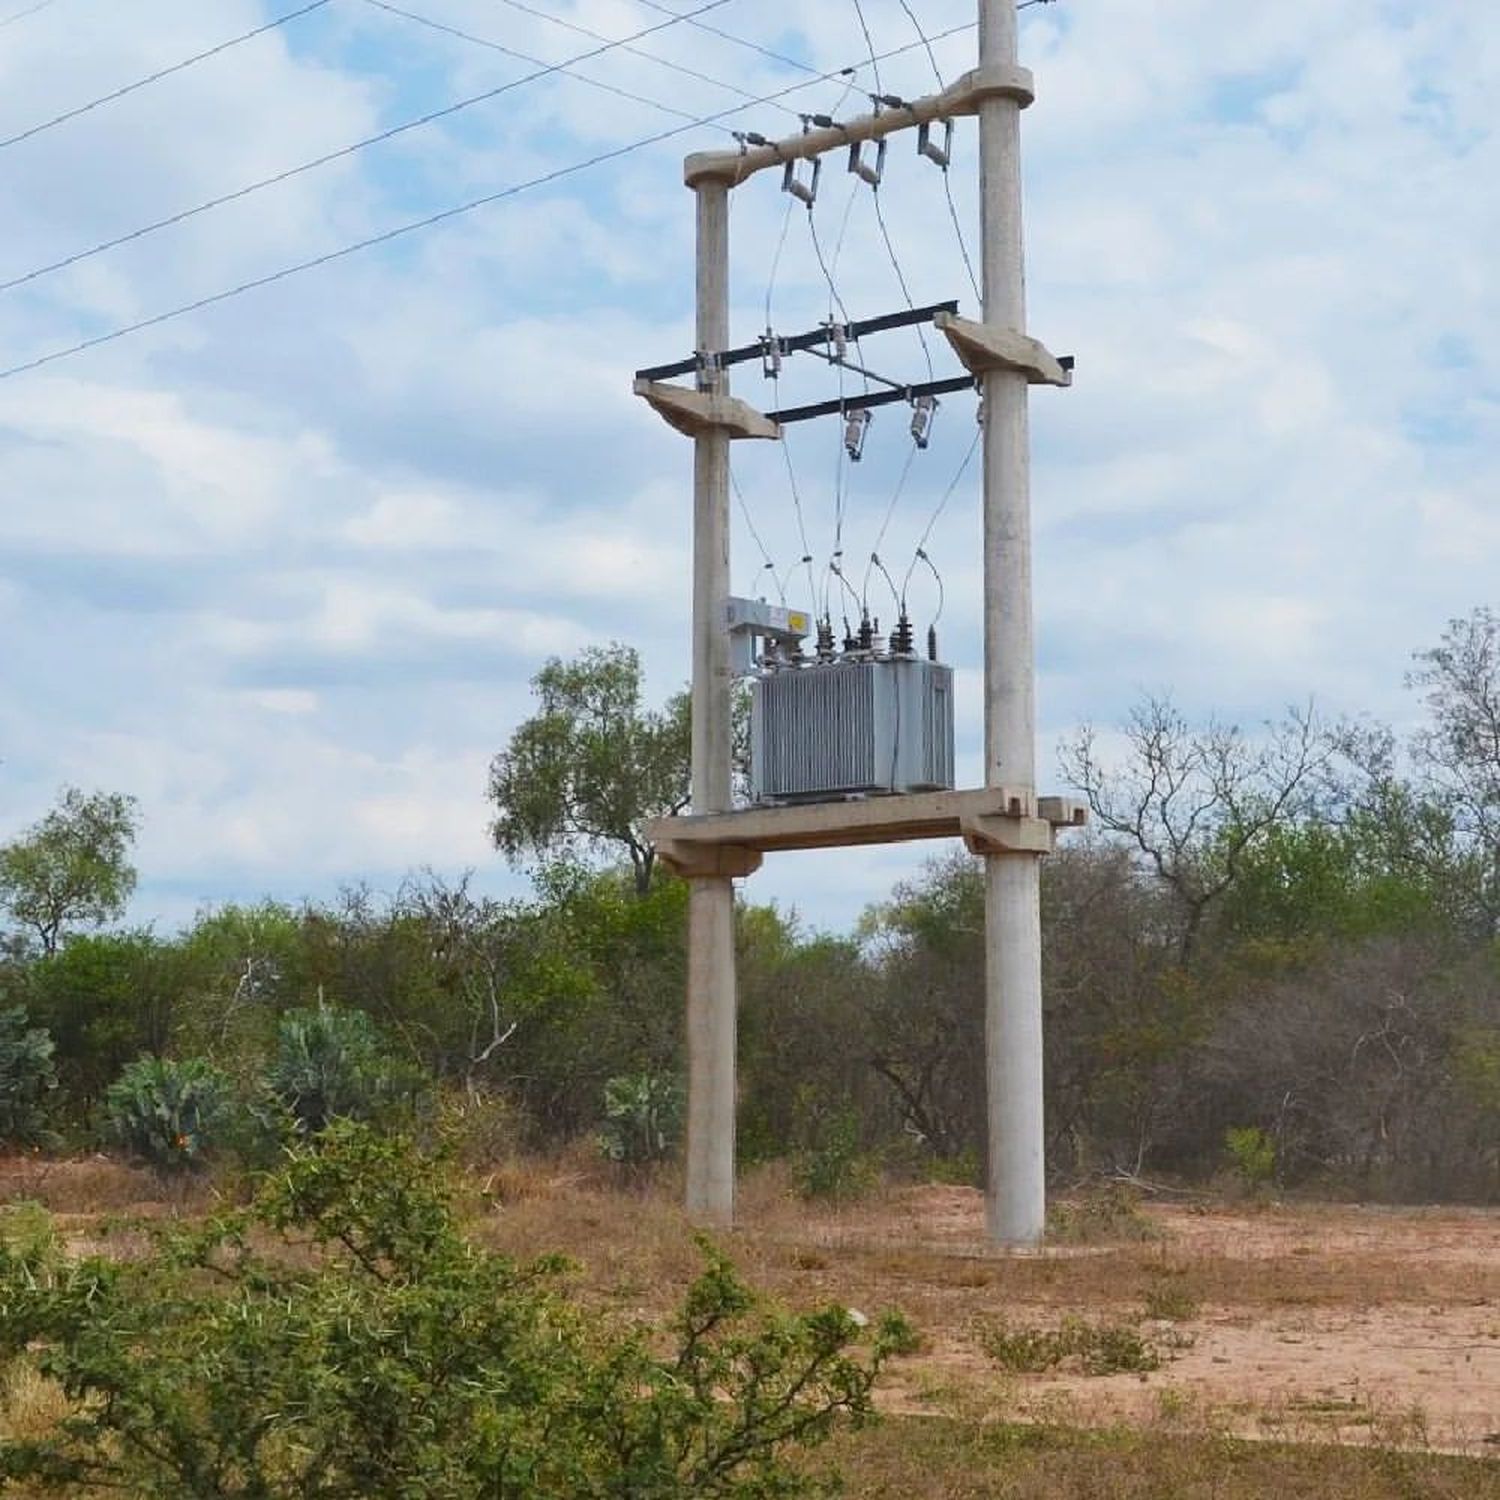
<box><xmin>814</xmin><ymin>1418</ymin><xmax>1500</xmax><ymax>1499</ymax></box>
<box><xmin>1046</xmin><ymin>1184</ymin><xmax>1161</xmax><ymax>1245</ymax></box>
<box><xmin>975</xmin><ymin>1316</ymin><xmax>1164</xmax><ymax>1376</ymax></box>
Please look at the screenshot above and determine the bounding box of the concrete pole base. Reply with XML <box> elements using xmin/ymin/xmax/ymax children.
<box><xmin>684</xmin><ymin>875</ymin><xmax>737</xmax><ymax>1225</ymax></box>
<box><xmin>984</xmin><ymin>851</ymin><xmax>1046</xmax><ymax>1246</ymax></box>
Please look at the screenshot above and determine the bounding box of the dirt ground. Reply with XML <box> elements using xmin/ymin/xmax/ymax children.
<box><xmin>4</xmin><ymin>1156</ymin><xmax>1497</xmax><ymax>1460</ymax></box>
<box><xmin>742</xmin><ymin>1186</ymin><xmax>1500</xmax><ymax>1456</ymax></box>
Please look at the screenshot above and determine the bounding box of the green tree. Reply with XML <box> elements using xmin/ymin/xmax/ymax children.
<box><xmin>0</xmin><ymin>1125</ymin><xmax>907</xmax><ymax>1497</ymax></box>
<box><xmin>0</xmin><ymin>1008</ymin><xmax>57</xmax><ymax>1145</ymax></box>
<box><xmin>487</xmin><ymin>644</ymin><xmax>691</xmax><ymax>895</ymax></box>
<box><xmin>0</xmin><ymin>788</ymin><xmax>139</xmax><ymax>955</ymax></box>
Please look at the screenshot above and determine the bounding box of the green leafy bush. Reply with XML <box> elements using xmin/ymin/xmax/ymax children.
<box><xmin>793</xmin><ymin>1108</ymin><xmax>877</xmax><ymax>1202</ymax></box>
<box><xmin>103</xmin><ymin>1055</ymin><xmax>232</xmax><ymax>1174</ymax></box>
<box><xmin>0</xmin><ymin>1123</ymin><xmax>910</xmax><ymax>1498</ymax></box>
<box><xmin>977</xmin><ymin>1316</ymin><xmax>1163</xmax><ymax>1376</ymax></box>
<box><xmin>0</xmin><ymin>1007</ymin><xmax>57</xmax><ymax>1145</ymax></box>
<box><xmin>598</xmin><ymin>1070</ymin><xmax>682</xmax><ymax>1165</ymax></box>
<box><xmin>267</xmin><ymin>1005</ymin><xmax>427</xmax><ymax>1136</ymax></box>
<box><xmin>1225</xmin><ymin>1125</ymin><xmax>1277</xmax><ymax>1187</ymax></box>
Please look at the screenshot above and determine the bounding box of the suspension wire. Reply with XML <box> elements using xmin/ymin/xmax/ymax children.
<box><xmin>862</xmin><ymin>438</ymin><xmax>919</xmax><ymax>609</ymax></box>
<box><xmin>910</xmin><ymin>546</ymin><xmax>945</xmax><ymax>623</ymax></box>
<box><xmin>902</xmin><ymin>417</ymin><xmax>980</xmax><ymax>602</ymax></box>
<box><xmin>0</xmin><ymin>0</ymin><xmax>61</xmax><ymax>29</ymax></box>
<box><xmin>872</xmin><ymin>186</ymin><xmax>936</xmax><ymax>382</ymax></box>
<box><xmin>1</xmin><ymin>0</ymin><xmax>740</xmax><ymax>296</ymax></box>
<box><xmin>780</xmin><ymin>439</ymin><xmax>818</xmax><ymax>609</ymax></box>
<box><xmin>0</xmin><ymin>0</ymin><xmax>334</xmax><ymax>152</ymax></box>
<box><xmin>365</xmin><ymin>0</ymin><xmax>720</xmax><ymax>122</ymax></box>
<box><xmin>849</xmin><ymin>0</ymin><xmax>884</xmax><ymax>99</ymax></box>
<box><xmin>630</xmin><ymin>0</ymin><xmax>825</xmax><ymax>77</ymax></box>
<box><xmin>896</xmin><ymin>0</ymin><xmax>981</xmax><ymax>305</ymax></box>
<box><xmin>730</xmin><ymin>470</ymin><xmax>784</xmax><ymax>602</ymax></box>
<box><xmin>763</xmin><ymin>196</ymin><xmax>795</xmax><ymax>332</ymax></box>
<box><xmin>0</xmin><ymin>18</ymin><xmax>981</xmax><ymax>380</ymax></box>
<box><xmin>487</xmin><ymin>0</ymin><xmax>804</xmax><ymax>119</ymax></box>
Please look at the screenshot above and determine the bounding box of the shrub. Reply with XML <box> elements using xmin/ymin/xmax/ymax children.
<box><xmin>103</xmin><ymin>1056</ymin><xmax>233</xmax><ymax>1174</ymax></box>
<box><xmin>976</xmin><ymin>1316</ymin><xmax>1163</xmax><ymax>1376</ymax></box>
<box><xmin>0</xmin><ymin>1008</ymin><xmax>57</xmax><ymax>1145</ymax></box>
<box><xmin>267</xmin><ymin>1005</ymin><xmax>427</xmax><ymax>1136</ymax></box>
<box><xmin>598</xmin><ymin>1071</ymin><xmax>682</xmax><ymax>1166</ymax></box>
<box><xmin>1225</xmin><ymin>1125</ymin><xmax>1277</xmax><ymax>1188</ymax></box>
<box><xmin>1046</xmin><ymin>1182</ymin><xmax>1159</xmax><ymax>1244</ymax></box>
<box><xmin>0</xmin><ymin>1123</ymin><xmax>911</xmax><ymax>1498</ymax></box>
<box><xmin>793</xmin><ymin>1108</ymin><xmax>878</xmax><ymax>1202</ymax></box>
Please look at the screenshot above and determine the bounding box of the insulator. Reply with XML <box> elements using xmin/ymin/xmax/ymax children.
<box><xmin>847</xmin><ymin>136</ymin><xmax>887</xmax><ymax>188</ymax></box>
<box><xmin>857</xmin><ymin>613</ymin><xmax>874</xmax><ymax>652</ymax></box>
<box><xmin>918</xmin><ymin>118</ymin><xmax>953</xmax><ymax>170</ymax></box>
<box><xmin>844</xmin><ymin>407</ymin><xmax>871</xmax><ymax>462</ymax></box>
<box><xmin>910</xmin><ymin>394</ymin><xmax>938</xmax><ymax>449</ymax></box>
<box><xmin>928</xmin><ymin>624</ymin><xmax>939</xmax><ymax>662</ymax></box>
<box><xmin>815</xmin><ymin>617</ymin><xmax>836</xmax><ymax>662</ymax></box>
<box><xmin>869</xmin><ymin>618</ymin><xmax>886</xmax><ymax>656</ymax></box>
<box><xmin>759</xmin><ymin>329</ymin><xmax>782</xmax><ymax>380</ymax></box>
<box><xmin>825</xmin><ymin>320</ymin><xmax>848</xmax><ymax>360</ymax></box>
<box><xmin>781</xmin><ymin>155</ymin><xmax>821</xmax><ymax>206</ymax></box>
<box><xmin>891</xmin><ymin>611</ymin><xmax>915</xmax><ymax>656</ymax></box>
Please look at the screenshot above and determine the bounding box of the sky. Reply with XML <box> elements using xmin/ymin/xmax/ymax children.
<box><xmin>0</xmin><ymin>0</ymin><xmax>1495</xmax><ymax>935</ymax></box>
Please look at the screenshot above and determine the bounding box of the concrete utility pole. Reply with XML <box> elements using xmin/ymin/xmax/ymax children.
<box><xmin>977</xmin><ymin>0</ymin><xmax>1046</xmax><ymax>1246</ymax></box>
<box><xmin>635</xmin><ymin>0</ymin><xmax>1075</xmax><ymax>1242</ymax></box>
<box><xmin>685</xmin><ymin>180</ymin><xmax>738</xmax><ymax>1224</ymax></box>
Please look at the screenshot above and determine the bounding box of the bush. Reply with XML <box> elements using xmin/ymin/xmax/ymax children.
<box><xmin>977</xmin><ymin>1316</ymin><xmax>1163</xmax><ymax>1376</ymax></box>
<box><xmin>598</xmin><ymin>1071</ymin><xmax>682</xmax><ymax>1166</ymax></box>
<box><xmin>0</xmin><ymin>1008</ymin><xmax>56</xmax><ymax>1145</ymax></box>
<box><xmin>103</xmin><ymin>1056</ymin><xmax>232</xmax><ymax>1174</ymax></box>
<box><xmin>1225</xmin><ymin>1125</ymin><xmax>1277</xmax><ymax>1188</ymax></box>
<box><xmin>267</xmin><ymin>1005</ymin><xmax>427</xmax><ymax>1136</ymax></box>
<box><xmin>0</xmin><ymin>1124</ymin><xmax>911</xmax><ymax>1498</ymax></box>
<box><xmin>793</xmin><ymin>1108</ymin><xmax>878</xmax><ymax>1202</ymax></box>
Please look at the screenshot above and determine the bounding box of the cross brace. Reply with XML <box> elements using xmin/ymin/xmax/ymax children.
<box><xmin>634</xmin><ymin>301</ymin><xmax>959</xmax><ymax>384</ymax></box>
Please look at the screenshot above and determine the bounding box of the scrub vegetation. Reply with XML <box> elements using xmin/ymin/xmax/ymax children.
<box><xmin>0</xmin><ymin>607</ymin><xmax>1496</xmax><ymax>1494</ymax></box>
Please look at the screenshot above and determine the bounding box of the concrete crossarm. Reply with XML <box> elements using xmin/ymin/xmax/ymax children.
<box><xmin>633</xmin><ymin>379</ymin><xmax>781</xmax><ymax>441</ymax></box>
<box><xmin>935</xmin><ymin>312</ymin><xmax>1072</xmax><ymax>386</ymax></box>
<box><xmin>684</xmin><ymin>64</ymin><xmax>1035</xmax><ymax>189</ymax></box>
<box><xmin>647</xmin><ymin>788</ymin><xmax>1087</xmax><ymax>877</ymax></box>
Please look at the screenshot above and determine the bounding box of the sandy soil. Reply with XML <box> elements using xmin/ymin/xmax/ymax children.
<box><xmin>849</xmin><ymin>1189</ymin><xmax>1500</xmax><ymax>1456</ymax></box>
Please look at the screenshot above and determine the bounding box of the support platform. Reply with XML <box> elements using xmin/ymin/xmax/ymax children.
<box><xmin>648</xmin><ymin>787</ymin><xmax>1086</xmax><ymax>878</ymax></box>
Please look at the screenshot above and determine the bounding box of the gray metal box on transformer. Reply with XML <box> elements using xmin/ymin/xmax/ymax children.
<box><xmin>750</xmin><ymin>657</ymin><xmax>955</xmax><ymax>805</ymax></box>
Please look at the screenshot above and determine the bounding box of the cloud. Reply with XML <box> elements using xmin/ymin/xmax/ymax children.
<box><xmin>0</xmin><ymin>0</ymin><xmax>1495</xmax><ymax>935</ymax></box>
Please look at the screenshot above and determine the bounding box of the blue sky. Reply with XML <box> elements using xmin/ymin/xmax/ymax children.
<box><xmin>1</xmin><ymin>0</ymin><xmax>1496</xmax><ymax>934</ymax></box>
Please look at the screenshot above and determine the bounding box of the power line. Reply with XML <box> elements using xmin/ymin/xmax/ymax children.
<box><xmin>0</xmin><ymin>0</ymin><xmax>739</xmax><ymax>296</ymax></box>
<box><xmin>486</xmin><ymin>0</ymin><xmax>803</xmax><ymax>119</ymax></box>
<box><xmin>0</xmin><ymin>0</ymin><xmax>61</xmax><ymax>29</ymax></box>
<box><xmin>362</xmin><ymin>0</ymin><xmax>715</xmax><ymax>126</ymax></box>
<box><xmin>0</xmin><ymin>0</ymin><xmax>334</xmax><ymax>153</ymax></box>
<box><xmin>629</xmin><ymin>0</ymin><xmax>824</xmax><ymax>78</ymax></box>
<box><xmin>850</xmin><ymin>0</ymin><xmax>884</xmax><ymax>100</ymax></box>
<box><xmin>0</xmin><ymin>19</ymin><xmax>979</xmax><ymax>381</ymax></box>
<box><xmin>897</xmin><ymin>0</ymin><xmax>981</xmax><ymax>304</ymax></box>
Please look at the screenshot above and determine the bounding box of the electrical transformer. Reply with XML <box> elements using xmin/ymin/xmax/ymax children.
<box><xmin>751</xmin><ymin>651</ymin><xmax>955</xmax><ymax>805</ymax></box>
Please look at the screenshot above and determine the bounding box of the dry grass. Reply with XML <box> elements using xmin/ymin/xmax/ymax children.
<box><xmin>812</xmin><ymin>1418</ymin><xmax>1500</xmax><ymax>1498</ymax></box>
<box><xmin>4</xmin><ymin>1153</ymin><xmax>1499</xmax><ymax>1494</ymax></box>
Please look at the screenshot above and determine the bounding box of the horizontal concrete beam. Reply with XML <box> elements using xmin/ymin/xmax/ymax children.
<box><xmin>646</xmin><ymin>787</ymin><xmax>1087</xmax><ymax>865</ymax></box>
<box><xmin>684</xmin><ymin>64</ymin><xmax>1035</xmax><ymax>189</ymax></box>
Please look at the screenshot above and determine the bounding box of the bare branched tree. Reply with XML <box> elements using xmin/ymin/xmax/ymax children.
<box><xmin>1060</xmin><ymin>696</ymin><xmax>1332</xmax><ymax>954</ymax></box>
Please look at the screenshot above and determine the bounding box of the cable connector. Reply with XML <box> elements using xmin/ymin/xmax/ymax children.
<box><xmin>918</xmin><ymin>118</ymin><xmax>953</xmax><ymax>170</ymax></box>
<box><xmin>847</xmin><ymin>136</ymin><xmax>887</xmax><ymax>188</ymax></box>
<box><xmin>844</xmin><ymin>407</ymin><xmax>871</xmax><ymax>462</ymax></box>
<box><xmin>781</xmin><ymin>155</ymin><xmax>820</xmax><ymax>206</ymax></box>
